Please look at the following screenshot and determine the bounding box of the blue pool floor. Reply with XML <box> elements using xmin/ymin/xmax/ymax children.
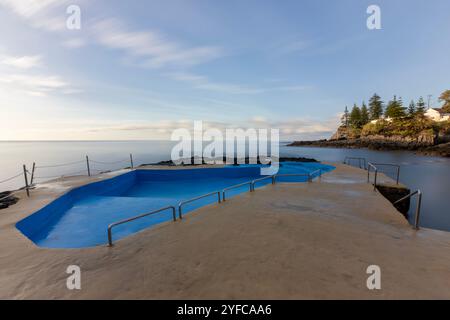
<box><xmin>18</xmin><ymin>162</ymin><xmax>334</xmax><ymax>248</ymax></box>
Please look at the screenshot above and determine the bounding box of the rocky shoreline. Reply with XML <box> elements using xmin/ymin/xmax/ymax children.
<box><xmin>143</xmin><ymin>156</ymin><xmax>318</xmax><ymax>166</ymax></box>
<box><xmin>287</xmin><ymin>139</ymin><xmax>450</xmax><ymax>157</ymax></box>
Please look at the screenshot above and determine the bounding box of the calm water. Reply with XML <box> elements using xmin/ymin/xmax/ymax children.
<box><xmin>1</xmin><ymin>141</ymin><xmax>450</xmax><ymax>231</ymax></box>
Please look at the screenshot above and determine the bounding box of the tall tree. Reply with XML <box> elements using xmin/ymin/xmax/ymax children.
<box><xmin>416</xmin><ymin>96</ymin><xmax>426</xmax><ymax>117</ymax></box>
<box><xmin>408</xmin><ymin>100</ymin><xmax>416</xmax><ymax>116</ymax></box>
<box><xmin>439</xmin><ymin>90</ymin><xmax>450</xmax><ymax>112</ymax></box>
<box><xmin>349</xmin><ymin>104</ymin><xmax>362</xmax><ymax>128</ymax></box>
<box><xmin>385</xmin><ymin>95</ymin><xmax>406</xmax><ymax>119</ymax></box>
<box><xmin>341</xmin><ymin>106</ymin><xmax>349</xmax><ymax>127</ymax></box>
<box><xmin>360</xmin><ymin>101</ymin><xmax>369</xmax><ymax>125</ymax></box>
<box><xmin>368</xmin><ymin>93</ymin><xmax>384</xmax><ymax>120</ymax></box>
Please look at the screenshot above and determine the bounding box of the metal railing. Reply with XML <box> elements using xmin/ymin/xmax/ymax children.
<box><xmin>367</xmin><ymin>162</ymin><xmax>401</xmax><ymax>190</ymax></box>
<box><xmin>106</xmin><ymin>168</ymin><xmax>326</xmax><ymax>247</ymax></box>
<box><xmin>107</xmin><ymin>205</ymin><xmax>176</xmax><ymax>246</ymax></box>
<box><xmin>369</xmin><ymin>163</ymin><xmax>400</xmax><ymax>185</ymax></box>
<box><xmin>394</xmin><ymin>190</ymin><xmax>422</xmax><ymax>230</ymax></box>
<box><xmin>274</xmin><ymin>173</ymin><xmax>311</xmax><ymax>183</ymax></box>
<box><xmin>308</xmin><ymin>169</ymin><xmax>322</xmax><ymax>181</ymax></box>
<box><xmin>344</xmin><ymin>157</ymin><xmax>367</xmax><ymax>169</ymax></box>
<box><xmin>222</xmin><ymin>181</ymin><xmax>253</xmax><ymax>201</ymax></box>
<box><xmin>251</xmin><ymin>175</ymin><xmax>276</xmax><ymax>191</ymax></box>
<box><xmin>178</xmin><ymin>191</ymin><xmax>221</xmax><ymax>219</ymax></box>
<box><xmin>367</xmin><ymin>163</ymin><xmax>378</xmax><ymax>191</ymax></box>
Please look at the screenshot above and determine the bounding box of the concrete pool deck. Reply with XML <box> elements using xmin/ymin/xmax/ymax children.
<box><xmin>1</xmin><ymin>163</ymin><xmax>450</xmax><ymax>299</ymax></box>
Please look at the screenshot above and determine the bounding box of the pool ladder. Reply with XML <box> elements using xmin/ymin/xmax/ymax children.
<box><xmin>107</xmin><ymin>169</ymin><xmax>322</xmax><ymax>246</ymax></box>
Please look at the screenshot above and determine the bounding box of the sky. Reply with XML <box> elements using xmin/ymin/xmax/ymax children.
<box><xmin>0</xmin><ymin>0</ymin><xmax>449</xmax><ymax>141</ymax></box>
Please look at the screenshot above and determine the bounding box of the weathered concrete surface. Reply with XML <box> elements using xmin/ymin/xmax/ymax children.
<box><xmin>0</xmin><ymin>164</ymin><xmax>449</xmax><ymax>299</ymax></box>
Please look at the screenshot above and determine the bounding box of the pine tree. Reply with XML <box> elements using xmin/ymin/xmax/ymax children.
<box><xmin>349</xmin><ymin>104</ymin><xmax>362</xmax><ymax>128</ymax></box>
<box><xmin>385</xmin><ymin>95</ymin><xmax>406</xmax><ymax>119</ymax></box>
<box><xmin>341</xmin><ymin>106</ymin><xmax>349</xmax><ymax>127</ymax></box>
<box><xmin>407</xmin><ymin>100</ymin><xmax>416</xmax><ymax>116</ymax></box>
<box><xmin>361</xmin><ymin>102</ymin><xmax>369</xmax><ymax>125</ymax></box>
<box><xmin>416</xmin><ymin>96</ymin><xmax>426</xmax><ymax>117</ymax></box>
<box><xmin>368</xmin><ymin>93</ymin><xmax>384</xmax><ymax>120</ymax></box>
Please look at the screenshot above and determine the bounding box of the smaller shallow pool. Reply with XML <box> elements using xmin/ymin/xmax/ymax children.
<box><xmin>17</xmin><ymin>162</ymin><xmax>334</xmax><ymax>248</ymax></box>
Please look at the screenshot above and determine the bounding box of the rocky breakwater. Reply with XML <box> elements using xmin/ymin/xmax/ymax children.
<box><xmin>288</xmin><ymin>126</ymin><xmax>450</xmax><ymax>157</ymax></box>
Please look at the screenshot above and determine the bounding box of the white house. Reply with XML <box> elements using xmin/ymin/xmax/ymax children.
<box><xmin>370</xmin><ymin>108</ymin><xmax>450</xmax><ymax>124</ymax></box>
<box><xmin>370</xmin><ymin>116</ymin><xmax>392</xmax><ymax>124</ymax></box>
<box><xmin>425</xmin><ymin>108</ymin><xmax>450</xmax><ymax>122</ymax></box>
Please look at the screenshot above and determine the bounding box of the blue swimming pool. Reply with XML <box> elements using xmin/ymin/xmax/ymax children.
<box><xmin>16</xmin><ymin>162</ymin><xmax>334</xmax><ymax>248</ymax></box>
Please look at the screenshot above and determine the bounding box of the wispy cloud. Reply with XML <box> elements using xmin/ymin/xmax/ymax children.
<box><xmin>167</xmin><ymin>72</ymin><xmax>312</xmax><ymax>95</ymax></box>
<box><xmin>0</xmin><ymin>0</ymin><xmax>70</xmax><ymax>31</ymax></box>
<box><xmin>0</xmin><ymin>53</ymin><xmax>78</xmax><ymax>97</ymax></box>
<box><xmin>81</xmin><ymin>116</ymin><xmax>339</xmax><ymax>141</ymax></box>
<box><xmin>62</xmin><ymin>38</ymin><xmax>87</xmax><ymax>49</ymax></box>
<box><xmin>93</xmin><ymin>18</ymin><xmax>223</xmax><ymax>69</ymax></box>
<box><xmin>0</xmin><ymin>54</ymin><xmax>42</xmax><ymax>69</ymax></box>
<box><xmin>0</xmin><ymin>74</ymin><xmax>69</xmax><ymax>97</ymax></box>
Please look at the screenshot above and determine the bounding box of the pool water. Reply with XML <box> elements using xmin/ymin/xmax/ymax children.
<box><xmin>16</xmin><ymin>162</ymin><xmax>334</xmax><ymax>248</ymax></box>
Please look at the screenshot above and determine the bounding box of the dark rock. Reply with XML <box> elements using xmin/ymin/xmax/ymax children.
<box><xmin>143</xmin><ymin>156</ymin><xmax>318</xmax><ymax>167</ymax></box>
<box><xmin>0</xmin><ymin>191</ymin><xmax>19</xmax><ymax>210</ymax></box>
<box><xmin>375</xmin><ymin>185</ymin><xmax>411</xmax><ymax>219</ymax></box>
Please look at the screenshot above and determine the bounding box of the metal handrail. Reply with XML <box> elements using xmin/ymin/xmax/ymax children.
<box><xmin>344</xmin><ymin>157</ymin><xmax>367</xmax><ymax>169</ymax></box>
<box><xmin>251</xmin><ymin>175</ymin><xmax>276</xmax><ymax>191</ymax></box>
<box><xmin>308</xmin><ymin>169</ymin><xmax>322</xmax><ymax>182</ymax></box>
<box><xmin>222</xmin><ymin>181</ymin><xmax>253</xmax><ymax>201</ymax></box>
<box><xmin>394</xmin><ymin>190</ymin><xmax>422</xmax><ymax>230</ymax></box>
<box><xmin>178</xmin><ymin>191</ymin><xmax>221</xmax><ymax>219</ymax></box>
<box><xmin>273</xmin><ymin>173</ymin><xmax>311</xmax><ymax>183</ymax></box>
<box><xmin>367</xmin><ymin>163</ymin><xmax>378</xmax><ymax>191</ymax></box>
<box><xmin>107</xmin><ymin>205</ymin><xmax>176</xmax><ymax>246</ymax></box>
<box><xmin>369</xmin><ymin>163</ymin><xmax>400</xmax><ymax>184</ymax></box>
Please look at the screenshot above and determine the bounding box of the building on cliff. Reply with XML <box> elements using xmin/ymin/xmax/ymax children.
<box><xmin>425</xmin><ymin>108</ymin><xmax>450</xmax><ymax>122</ymax></box>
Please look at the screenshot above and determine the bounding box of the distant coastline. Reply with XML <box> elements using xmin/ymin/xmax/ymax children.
<box><xmin>287</xmin><ymin>139</ymin><xmax>450</xmax><ymax>157</ymax></box>
<box><xmin>288</xmin><ymin>91</ymin><xmax>450</xmax><ymax>157</ymax></box>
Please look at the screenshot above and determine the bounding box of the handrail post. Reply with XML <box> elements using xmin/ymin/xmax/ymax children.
<box><xmin>178</xmin><ymin>204</ymin><xmax>183</xmax><ymax>220</ymax></box>
<box><xmin>30</xmin><ymin>162</ymin><xmax>36</xmax><ymax>185</ymax></box>
<box><xmin>396</xmin><ymin>166</ymin><xmax>400</xmax><ymax>185</ymax></box>
<box><xmin>130</xmin><ymin>153</ymin><xmax>134</xmax><ymax>169</ymax></box>
<box><xmin>86</xmin><ymin>155</ymin><xmax>91</xmax><ymax>176</ymax></box>
<box><xmin>414</xmin><ymin>191</ymin><xmax>422</xmax><ymax>230</ymax></box>
<box><xmin>23</xmin><ymin>164</ymin><xmax>30</xmax><ymax>197</ymax></box>
<box><xmin>373</xmin><ymin>169</ymin><xmax>378</xmax><ymax>191</ymax></box>
<box><xmin>108</xmin><ymin>226</ymin><xmax>113</xmax><ymax>246</ymax></box>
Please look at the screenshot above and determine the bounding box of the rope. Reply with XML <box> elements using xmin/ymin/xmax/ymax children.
<box><xmin>0</xmin><ymin>172</ymin><xmax>23</xmax><ymax>184</ymax></box>
<box><xmin>33</xmin><ymin>169</ymin><xmax>89</xmax><ymax>180</ymax></box>
<box><xmin>89</xmin><ymin>159</ymin><xmax>129</xmax><ymax>165</ymax></box>
<box><xmin>35</xmin><ymin>160</ymin><xmax>85</xmax><ymax>169</ymax></box>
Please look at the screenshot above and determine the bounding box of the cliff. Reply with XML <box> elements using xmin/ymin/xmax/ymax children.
<box><xmin>288</xmin><ymin>120</ymin><xmax>450</xmax><ymax>157</ymax></box>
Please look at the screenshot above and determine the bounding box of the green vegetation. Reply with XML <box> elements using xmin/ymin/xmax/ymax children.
<box><xmin>339</xmin><ymin>90</ymin><xmax>450</xmax><ymax>139</ymax></box>
<box><xmin>439</xmin><ymin>90</ymin><xmax>450</xmax><ymax>112</ymax></box>
<box><xmin>368</xmin><ymin>93</ymin><xmax>384</xmax><ymax>120</ymax></box>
